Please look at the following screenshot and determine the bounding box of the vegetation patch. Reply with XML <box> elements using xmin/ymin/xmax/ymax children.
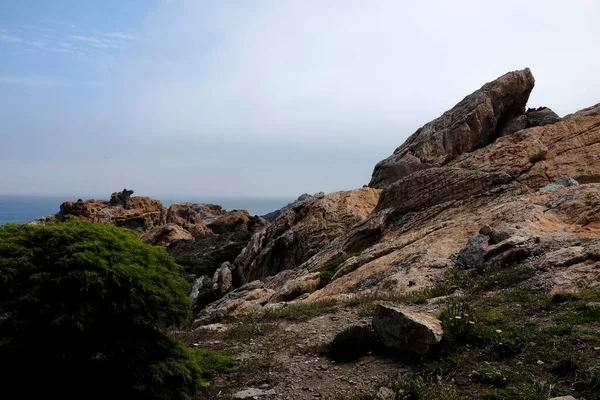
<box><xmin>0</xmin><ymin>220</ymin><xmax>232</xmax><ymax>400</ymax></box>
<box><xmin>316</xmin><ymin>252</ymin><xmax>360</xmax><ymax>287</ymax></box>
<box><xmin>351</xmin><ymin>287</ymin><xmax>600</xmax><ymax>400</ymax></box>
<box><xmin>327</xmin><ymin>325</ymin><xmax>376</xmax><ymax>362</ymax></box>
<box><xmin>167</xmin><ymin>233</ymin><xmax>252</xmax><ymax>277</ymax></box>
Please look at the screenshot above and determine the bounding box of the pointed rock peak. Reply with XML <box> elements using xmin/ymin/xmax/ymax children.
<box><xmin>369</xmin><ymin>68</ymin><xmax>535</xmax><ymax>189</ymax></box>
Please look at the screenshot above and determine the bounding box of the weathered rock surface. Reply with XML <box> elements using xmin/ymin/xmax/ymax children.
<box><xmin>539</xmin><ymin>176</ymin><xmax>579</xmax><ymax>193</ymax></box>
<box><xmin>140</xmin><ymin>223</ymin><xmax>194</xmax><ymax>247</ymax></box>
<box><xmin>369</xmin><ymin>69</ymin><xmax>535</xmax><ymax>189</ymax></box>
<box><xmin>33</xmin><ymin>195</ymin><xmax>167</xmax><ymax>231</ymax></box>
<box><xmin>272</xmin><ymin>272</ymin><xmax>321</xmax><ymax>302</ymax></box>
<box><xmin>212</xmin><ymin>262</ymin><xmax>233</xmax><ymax>295</ymax></box>
<box><xmin>293</xmin><ymin>77</ymin><xmax>600</xmax><ymax>303</ymax></box>
<box><xmin>456</xmin><ymin>235</ymin><xmax>489</xmax><ymax>268</ymax></box>
<box><xmin>32</xmin><ymin>194</ymin><xmax>268</xmax><ymax>248</ymax></box>
<box><xmin>261</xmin><ymin>193</ymin><xmax>314</xmax><ymax>222</ymax></box>
<box><xmin>195</xmin><ymin>281</ymin><xmax>275</xmax><ymax>325</ymax></box>
<box><xmin>372</xmin><ymin>304</ymin><xmax>443</xmax><ymax>355</ymax></box>
<box><xmin>234</xmin><ymin>188</ymin><xmax>380</xmax><ymax>283</ymax></box>
<box><xmin>109</xmin><ymin>188</ymin><xmax>134</xmax><ymax>208</ymax></box>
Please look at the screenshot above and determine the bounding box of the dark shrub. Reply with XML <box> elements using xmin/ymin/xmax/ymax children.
<box><xmin>327</xmin><ymin>325</ymin><xmax>375</xmax><ymax>362</ymax></box>
<box><xmin>0</xmin><ymin>220</ymin><xmax>231</xmax><ymax>400</ymax></box>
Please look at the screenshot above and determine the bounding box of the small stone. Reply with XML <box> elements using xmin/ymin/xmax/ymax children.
<box><xmin>378</xmin><ymin>387</ymin><xmax>395</xmax><ymax>400</ymax></box>
<box><xmin>536</xmin><ymin>360</ymin><xmax>544</xmax><ymax>365</ymax></box>
<box><xmin>233</xmin><ymin>388</ymin><xmax>276</xmax><ymax>399</ymax></box>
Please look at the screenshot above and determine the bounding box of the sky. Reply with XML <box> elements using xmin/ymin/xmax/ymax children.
<box><xmin>1</xmin><ymin>0</ymin><xmax>599</xmax><ymax>198</ymax></box>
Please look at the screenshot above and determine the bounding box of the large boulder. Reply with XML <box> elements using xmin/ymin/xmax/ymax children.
<box><xmin>234</xmin><ymin>188</ymin><xmax>380</xmax><ymax>283</ymax></box>
<box><xmin>456</xmin><ymin>235</ymin><xmax>489</xmax><ymax>269</ymax></box>
<box><xmin>372</xmin><ymin>305</ymin><xmax>443</xmax><ymax>355</ymax></box>
<box><xmin>194</xmin><ymin>281</ymin><xmax>275</xmax><ymax>325</ymax></box>
<box><xmin>369</xmin><ymin>69</ymin><xmax>535</xmax><ymax>189</ymax></box>
<box><xmin>272</xmin><ymin>272</ymin><xmax>322</xmax><ymax>302</ymax></box>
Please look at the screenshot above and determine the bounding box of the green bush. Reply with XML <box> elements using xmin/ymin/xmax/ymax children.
<box><xmin>327</xmin><ymin>325</ymin><xmax>375</xmax><ymax>362</ymax></box>
<box><xmin>0</xmin><ymin>220</ymin><xmax>228</xmax><ymax>400</ymax></box>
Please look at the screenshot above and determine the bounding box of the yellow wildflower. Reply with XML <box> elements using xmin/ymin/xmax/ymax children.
<box><xmin>496</xmin><ymin>329</ymin><xmax>502</xmax><ymax>334</ymax></box>
<box><xmin>469</xmin><ymin>321</ymin><xmax>475</xmax><ymax>325</ymax></box>
<box><xmin>464</xmin><ymin>313</ymin><xmax>469</xmax><ymax>317</ymax></box>
<box><xmin>455</xmin><ymin>316</ymin><xmax>462</xmax><ymax>319</ymax></box>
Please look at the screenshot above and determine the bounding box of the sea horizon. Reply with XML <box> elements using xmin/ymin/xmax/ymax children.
<box><xmin>0</xmin><ymin>194</ymin><xmax>296</xmax><ymax>226</ymax></box>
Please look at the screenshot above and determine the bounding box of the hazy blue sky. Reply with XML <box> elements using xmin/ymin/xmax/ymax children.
<box><xmin>1</xmin><ymin>0</ymin><xmax>599</xmax><ymax>198</ymax></box>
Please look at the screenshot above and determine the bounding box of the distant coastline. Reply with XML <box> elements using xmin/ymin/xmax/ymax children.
<box><xmin>0</xmin><ymin>195</ymin><xmax>294</xmax><ymax>225</ymax></box>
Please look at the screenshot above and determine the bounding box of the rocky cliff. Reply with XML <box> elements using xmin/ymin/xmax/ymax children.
<box><xmin>196</xmin><ymin>69</ymin><xmax>600</xmax><ymax>323</ymax></box>
<box><xmin>234</xmin><ymin>188</ymin><xmax>380</xmax><ymax>283</ymax></box>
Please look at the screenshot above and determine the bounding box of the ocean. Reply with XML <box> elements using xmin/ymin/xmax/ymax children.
<box><xmin>0</xmin><ymin>195</ymin><xmax>295</xmax><ymax>226</ymax></box>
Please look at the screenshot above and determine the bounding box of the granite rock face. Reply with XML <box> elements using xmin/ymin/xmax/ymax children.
<box><xmin>369</xmin><ymin>69</ymin><xmax>535</xmax><ymax>189</ymax></box>
<box><xmin>233</xmin><ymin>188</ymin><xmax>380</xmax><ymax>283</ymax></box>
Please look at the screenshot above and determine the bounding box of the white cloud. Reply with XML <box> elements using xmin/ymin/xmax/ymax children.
<box><xmin>69</xmin><ymin>34</ymin><xmax>102</xmax><ymax>44</ymax></box>
<box><xmin>116</xmin><ymin>0</ymin><xmax>600</xmax><ymax>146</ymax></box>
<box><xmin>104</xmin><ymin>32</ymin><xmax>135</xmax><ymax>40</ymax></box>
<box><xmin>0</xmin><ymin>33</ymin><xmax>23</xmax><ymax>43</ymax></box>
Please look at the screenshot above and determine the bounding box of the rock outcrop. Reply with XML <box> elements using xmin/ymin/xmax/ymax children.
<box><xmin>109</xmin><ymin>188</ymin><xmax>134</xmax><ymax>209</ymax></box>
<box><xmin>32</xmin><ymin>195</ymin><xmax>167</xmax><ymax>231</ymax></box>
<box><xmin>261</xmin><ymin>193</ymin><xmax>314</xmax><ymax>222</ymax></box>
<box><xmin>369</xmin><ymin>68</ymin><xmax>535</xmax><ymax>189</ymax></box>
<box><xmin>195</xmin><ymin>281</ymin><xmax>275</xmax><ymax>325</ymax></box>
<box><xmin>193</xmin><ymin>70</ymin><xmax>600</xmax><ymax>324</ymax></box>
<box><xmin>140</xmin><ymin>223</ymin><xmax>194</xmax><ymax>246</ymax></box>
<box><xmin>32</xmin><ymin>195</ymin><xmax>268</xmax><ymax>248</ymax></box>
<box><xmin>234</xmin><ymin>188</ymin><xmax>380</xmax><ymax>283</ymax></box>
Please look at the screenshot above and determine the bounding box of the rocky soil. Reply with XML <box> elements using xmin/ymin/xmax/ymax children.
<box><xmin>175</xmin><ymin>301</ymin><xmax>441</xmax><ymax>400</ymax></box>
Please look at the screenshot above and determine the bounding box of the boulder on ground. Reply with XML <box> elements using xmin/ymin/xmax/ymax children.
<box><xmin>372</xmin><ymin>304</ymin><xmax>443</xmax><ymax>355</ymax></box>
<box><xmin>194</xmin><ymin>281</ymin><xmax>274</xmax><ymax>325</ymax></box>
<box><xmin>456</xmin><ymin>235</ymin><xmax>489</xmax><ymax>268</ymax></box>
<box><xmin>273</xmin><ymin>272</ymin><xmax>322</xmax><ymax>302</ymax></box>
